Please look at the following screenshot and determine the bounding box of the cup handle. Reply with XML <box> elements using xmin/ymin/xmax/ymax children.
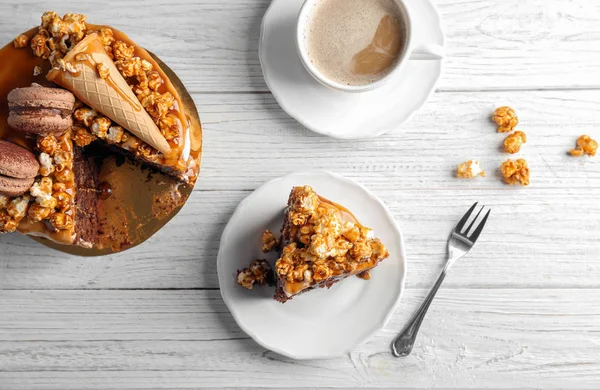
<box><xmin>409</xmin><ymin>44</ymin><xmax>445</xmax><ymax>61</ymax></box>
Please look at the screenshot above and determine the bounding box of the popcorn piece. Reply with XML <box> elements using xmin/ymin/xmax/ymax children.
<box><xmin>37</xmin><ymin>135</ymin><xmax>58</xmax><ymax>156</ymax></box>
<box><xmin>457</xmin><ymin>160</ymin><xmax>485</xmax><ymax>179</ymax></box>
<box><xmin>97</xmin><ymin>28</ymin><xmax>115</xmax><ymax>46</ymax></box>
<box><xmin>570</xmin><ymin>135</ymin><xmax>598</xmax><ymax>157</ymax></box>
<box><xmin>38</xmin><ymin>153</ymin><xmax>55</xmax><ymax>177</ymax></box>
<box><xmin>148</xmin><ymin>71</ymin><xmax>163</xmax><ymax>91</ymax></box>
<box><xmin>33</xmin><ymin>66</ymin><xmax>43</xmax><ymax>76</ymax></box>
<box><xmin>0</xmin><ymin>213</ymin><xmax>18</xmax><ymax>234</ymax></box>
<box><xmin>97</xmin><ymin>63</ymin><xmax>110</xmax><ymax>79</ymax></box>
<box><xmin>261</xmin><ymin>229</ymin><xmax>280</xmax><ymax>253</ymax></box>
<box><xmin>54</xmin><ymin>192</ymin><xmax>71</xmax><ymax>213</ymax></box>
<box><xmin>30</xmin><ymin>30</ymin><xmax>51</xmax><ymax>59</ymax></box>
<box><xmin>237</xmin><ymin>269</ymin><xmax>256</xmax><ymax>290</ymax></box>
<box><xmin>72</xmin><ymin>126</ymin><xmax>97</xmax><ymax>147</ymax></box>
<box><xmin>7</xmin><ymin>195</ymin><xmax>31</xmax><ymax>222</ymax></box>
<box><xmin>73</xmin><ymin>107</ymin><xmax>97</xmax><ymax>127</ymax></box>
<box><xmin>55</xmin><ymin>58</ymin><xmax>78</xmax><ymax>74</ymax></box>
<box><xmin>54</xmin><ymin>167</ymin><xmax>74</xmax><ymax>184</ymax></box>
<box><xmin>27</xmin><ymin>203</ymin><xmax>53</xmax><ymax>223</ymax></box>
<box><xmin>504</xmin><ymin>131</ymin><xmax>527</xmax><ymax>154</ymax></box>
<box><xmin>14</xmin><ymin>34</ymin><xmax>29</xmax><ymax>48</ymax></box>
<box><xmin>106</xmin><ymin>126</ymin><xmax>125</xmax><ymax>144</ymax></box>
<box><xmin>492</xmin><ymin>106</ymin><xmax>519</xmax><ymax>133</ymax></box>
<box><xmin>158</xmin><ymin>115</ymin><xmax>181</xmax><ymax>141</ymax></box>
<box><xmin>48</xmin><ymin>213</ymin><xmax>73</xmax><ymax>231</ymax></box>
<box><xmin>112</xmin><ymin>40</ymin><xmax>135</xmax><ymax>61</ymax></box>
<box><xmin>0</xmin><ymin>195</ymin><xmax>9</xmax><ymax>209</ymax></box>
<box><xmin>501</xmin><ymin>158</ymin><xmax>530</xmax><ymax>186</ymax></box>
<box><xmin>30</xmin><ymin>177</ymin><xmax>53</xmax><ymax>198</ymax></box>
<box><xmin>90</xmin><ymin>117</ymin><xmax>111</xmax><ymax>139</ymax></box>
<box><xmin>312</xmin><ymin>264</ymin><xmax>332</xmax><ymax>282</ymax></box>
<box><xmin>249</xmin><ymin>259</ymin><xmax>275</xmax><ymax>286</ymax></box>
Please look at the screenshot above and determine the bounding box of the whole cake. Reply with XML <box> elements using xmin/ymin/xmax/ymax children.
<box><xmin>0</xmin><ymin>12</ymin><xmax>202</xmax><ymax>250</ymax></box>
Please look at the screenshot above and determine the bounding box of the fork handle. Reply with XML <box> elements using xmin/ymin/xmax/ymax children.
<box><xmin>391</xmin><ymin>270</ymin><xmax>447</xmax><ymax>357</ymax></box>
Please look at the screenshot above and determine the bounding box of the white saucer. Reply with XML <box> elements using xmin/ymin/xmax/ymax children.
<box><xmin>217</xmin><ymin>171</ymin><xmax>407</xmax><ymax>359</ymax></box>
<box><xmin>259</xmin><ymin>0</ymin><xmax>444</xmax><ymax>139</ymax></box>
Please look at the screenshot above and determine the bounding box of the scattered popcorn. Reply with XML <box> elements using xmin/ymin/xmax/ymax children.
<box><xmin>570</xmin><ymin>135</ymin><xmax>598</xmax><ymax>157</ymax></box>
<box><xmin>457</xmin><ymin>160</ymin><xmax>485</xmax><ymax>179</ymax></box>
<box><xmin>106</xmin><ymin>126</ymin><xmax>125</xmax><ymax>144</ymax></box>
<box><xmin>14</xmin><ymin>34</ymin><xmax>29</xmax><ymax>48</ymax></box>
<box><xmin>261</xmin><ymin>229</ymin><xmax>280</xmax><ymax>253</ymax></box>
<box><xmin>33</xmin><ymin>66</ymin><xmax>43</xmax><ymax>76</ymax></box>
<box><xmin>501</xmin><ymin>158</ymin><xmax>530</xmax><ymax>186</ymax></box>
<box><xmin>493</xmin><ymin>106</ymin><xmax>519</xmax><ymax>133</ymax></box>
<box><xmin>504</xmin><ymin>131</ymin><xmax>527</xmax><ymax>154</ymax></box>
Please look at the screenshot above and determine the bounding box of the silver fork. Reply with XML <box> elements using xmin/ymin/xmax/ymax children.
<box><xmin>391</xmin><ymin>202</ymin><xmax>491</xmax><ymax>357</ymax></box>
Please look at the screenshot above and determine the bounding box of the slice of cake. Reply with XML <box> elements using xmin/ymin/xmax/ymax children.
<box><xmin>274</xmin><ymin>186</ymin><xmax>389</xmax><ymax>302</ymax></box>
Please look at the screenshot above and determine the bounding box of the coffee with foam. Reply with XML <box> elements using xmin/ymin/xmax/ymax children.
<box><xmin>304</xmin><ymin>0</ymin><xmax>406</xmax><ymax>86</ymax></box>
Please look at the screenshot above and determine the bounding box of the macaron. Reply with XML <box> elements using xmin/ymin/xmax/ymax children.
<box><xmin>0</xmin><ymin>140</ymin><xmax>39</xmax><ymax>196</ymax></box>
<box><xmin>7</xmin><ymin>85</ymin><xmax>75</xmax><ymax>136</ymax></box>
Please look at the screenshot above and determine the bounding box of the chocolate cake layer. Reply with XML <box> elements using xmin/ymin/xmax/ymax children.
<box><xmin>73</xmin><ymin>146</ymin><xmax>99</xmax><ymax>247</ymax></box>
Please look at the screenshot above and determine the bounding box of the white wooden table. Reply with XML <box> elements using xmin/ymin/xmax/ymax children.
<box><xmin>1</xmin><ymin>1</ymin><xmax>600</xmax><ymax>388</ymax></box>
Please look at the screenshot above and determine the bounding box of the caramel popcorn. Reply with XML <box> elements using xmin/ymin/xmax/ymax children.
<box><xmin>37</xmin><ymin>135</ymin><xmax>58</xmax><ymax>156</ymax></box>
<box><xmin>504</xmin><ymin>131</ymin><xmax>527</xmax><ymax>154</ymax></box>
<box><xmin>27</xmin><ymin>203</ymin><xmax>53</xmax><ymax>223</ymax></box>
<box><xmin>48</xmin><ymin>213</ymin><xmax>73</xmax><ymax>231</ymax></box>
<box><xmin>273</xmin><ymin>186</ymin><xmax>389</xmax><ymax>290</ymax></box>
<box><xmin>97</xmin><ymin>28</ymin><xmax>115</xmax><ymax>46</ymax></box>
<box><xmin>33</xmin><ymin>66</ymin><xmax>43</xmax><ymax>76</ymax></box>
<box><xmin>501</xmin><ymin>158</ymin><xmax>530</xmax><ymax>186</ymax></box>
<box><xmin>14</xmin><ymin>34</ymin><xmax>29</xmax><ymax>48</ymax></box>
<box><xmin>115</xmin><ymin>57</ymin><xmax>141</xmax><ymax>77</ymax></box>
<box><xmin>96</xmin><ymin>63</ymin><xmax>110</xmax><ymax>79</ymax></box>
<box><xmin>38</xmin><ymin>152</ymin><xmax>55</xmax><ymax>177</ymax></box>
<box><xmin>237</xmin><ymin>269</ymin><xmax>256</xmax><ymax>290</ymax></box>
<box><xmin>136</xmin><ymin>143</ymin><xmax>160</xmax><ymax>162</ymax></box>
<box><xmin>0</xmin><ymin>213</ymin><xmax>18</xmax><ymax>234</ymax></box>
<box><xmin>54</xmin><ymin>167</ymin><xmax>74</xmax><ymax>184</ymax></box>
<box><xmin>113</xmin><ymin>40</ymin><xmax>135</xmax><ymax>61</ymax></box>
<box><xmin>493</xmin><ymin>106</ymin><xmax>519</xmax><ymax>133</ymax></box>
<box><xmin>53</xmin><ymin>150</ymin><xmax>72</xmax><ymax>171</ymax></box>
<box><xmin>457</xmin><ymin>160</ymin><xmax>485</xmax><ymax>179</ymax></box>
<box><xmin>237</xmin><ymin>259</ymin><xmax>274</xmax><ymax>289</ymax></box>
<box><xmin>72</xmin><ymin>126</ymin><xmax>97</xmax><ymax>147</ymax></box>
<box><xmin>570</xmin><ymin>135</ymin><xmax>598</xmax><ymax>157</ymax></box>
<box><xmin>30</xmin><ymin>30</ymin><xmax>51</xmax><ymax>59</ymax></box>
<box><xmin>148</xmin><ymin>71</ymin><xmax>163</xmax><ymax>91</ymax></box>
<box><xmin>106</xmin><ymin>126</ymin><xmax>125</xmax><ymax>144</ymax></box>
<box><xmin>55</xmin><ymin>58</ymin><xmax>77</xmax><ymax>73</ymax></box>
<box><xmin>54</xmin><ymin>191</ymin><xmax>71</xmax><ymax>213</ymax></box>
<box><xmin>0</xmin><ymin>195</ymin><xmax>8</xmax><ymax>209</ymax></box>
<box><xmin>7</xmin><ymin>195</ymin><xmax>31</xmax><ymax>222</ymax></box>
<box><xmin>90</xmin><ymin>117</ymin><xmax>111</xmax><ymax>138</ymax></box>
<box><xmin>261</xmin><ymin>229</ymin><xmax>280</xmax><ymax>253</ymax></box>
<box><xmin>158</xmin><ymin>115</ymin><xmax>180</xmax><ymax>141</ymax></box>
<box><xmin>141</xmin><ymin>91</ymin><xmax>175</xmax><ymax>119</ymax></box>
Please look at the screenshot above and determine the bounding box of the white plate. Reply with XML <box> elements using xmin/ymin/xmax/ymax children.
<box><xmin>259</xmin><ymin>0</ymin><xmax>444</xmax><ymax>139</ymax></box>
<box><xmin>217</xmin><ymin>171</ymin><xmax>407</xmax><ymax>359</ymax></box>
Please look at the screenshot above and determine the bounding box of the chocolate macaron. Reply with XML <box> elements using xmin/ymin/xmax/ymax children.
<box><xmin>8</xmin><ymin>85</ymin><xmax>75</xmax><ymax>136</ymax></box>
<box><xmin>0</xmin><ymin>140</ymin><xmax>39</xmax><ymax>196</ymax></box>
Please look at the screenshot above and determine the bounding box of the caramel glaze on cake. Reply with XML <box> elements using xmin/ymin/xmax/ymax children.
<box><xmin>274</xmin><ymin>186</ymin><xmax>389</xmax><ymax>303</ymax></box>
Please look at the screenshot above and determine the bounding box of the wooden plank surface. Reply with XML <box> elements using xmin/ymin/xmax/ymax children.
<box><xmin>0</xmin><ymin>0</ymin><xmax>599</xmax><ymax>388</ymax></box>
<box><xmin>1</xmin><ymin>289</ymin><xmax>599</xmax><ymax>389</ymax></box>
<box><xmin>0</xmin><ymin>1</ymin><xmax>599</xmax><ymax>92</ymax></box>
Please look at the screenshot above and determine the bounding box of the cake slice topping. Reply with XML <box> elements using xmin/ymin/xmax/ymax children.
<box><xmin>275</xmin><ymin>185</ymin><xmax>389</xmax><ymax>301</ymax></box>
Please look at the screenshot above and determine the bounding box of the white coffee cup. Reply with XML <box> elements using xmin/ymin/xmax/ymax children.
<box><xmin>296</xmin><ymin>0</ymin><xmax>444</xmax><ymax>93</ymax></box>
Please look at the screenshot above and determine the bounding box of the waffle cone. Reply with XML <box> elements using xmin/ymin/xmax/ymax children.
<box><xmin>47</xmin><ymin>34</ymin><xmax>171</xmax><ymax>155</ymax></box>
